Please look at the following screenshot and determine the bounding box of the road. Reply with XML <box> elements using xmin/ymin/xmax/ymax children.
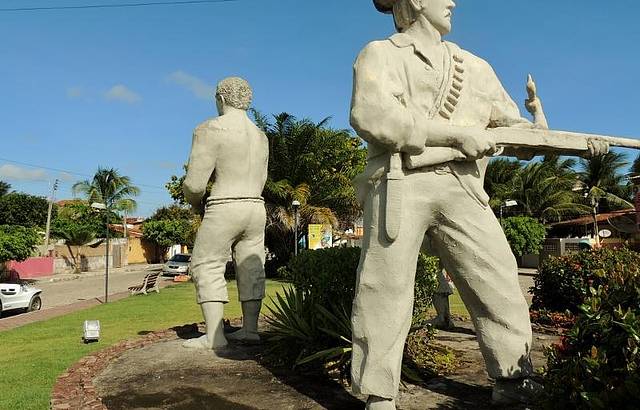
<box><xmin>34</xmin><ymin>266</ymin><xmax>166</xmax><ymax>310</ymax></box>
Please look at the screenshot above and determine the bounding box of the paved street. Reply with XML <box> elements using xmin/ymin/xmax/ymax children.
<box><xmin>34</xmin><ymin>265</ymin><xmax>163</xmax><ymax>310</ymax></box>
<box><xmin>0</xmin><ymin>264</ymin><xmax>173</xmax><ymax>331</ymax></box>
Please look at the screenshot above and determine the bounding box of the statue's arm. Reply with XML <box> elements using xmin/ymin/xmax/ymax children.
<box><xmin>183</xmin><ymin>126</ymin><xmax>217</xmax><ymax>208</ymax></box>
<box><xmin>484</xmin><ymin>65</ymin><xmax>540</xmax><ymax>160</ymax></box>
<box><xmin>350</xmin><ymin>43</ymin><xmax>428</xmax><ymax>155</ymax></box>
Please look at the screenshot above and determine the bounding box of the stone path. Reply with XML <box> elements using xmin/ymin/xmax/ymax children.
<box><xmin>67</xmin><ymin>320</ymin><xmax>557</xmax><ymax>410</ymax></box>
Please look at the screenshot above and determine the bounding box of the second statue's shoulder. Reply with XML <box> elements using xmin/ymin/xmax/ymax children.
<box><xmin>195</xmin><ymin>118</ymin><xmax>227</xmax><ymax>133</ymax></box>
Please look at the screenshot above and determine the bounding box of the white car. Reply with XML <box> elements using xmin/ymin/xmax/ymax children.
<box><xmin>0</xmin><ymin>283</ymin><xmax>42</xmax><ymax>317</ymax></box>
<box><xmin>162</xmin><ymin>254</ymin><xmax>191</xmax><ymax>276</ymax></box>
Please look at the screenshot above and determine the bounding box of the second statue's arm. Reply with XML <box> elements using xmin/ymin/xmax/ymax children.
<box><xmin>183</xmin><ymin>125</ymin><xmax>217</xmax><ymax>213</ymax></box>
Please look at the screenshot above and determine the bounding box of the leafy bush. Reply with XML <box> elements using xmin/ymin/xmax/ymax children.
<box><xmin>543</xmin><ymin>254</ymin><xmax>640</xmax><ymax>408</ymax></box>
<box><xmin>0</xmin><ymin>225</ymin><xmax>40</xmax><ymax>263</ymax></box>
<box><xmin>280</xmin><ymin>247</ymin><xmax>360</xmax><ymax>306</ymax></box>
<box><xmin>267</xmin><ymin>247</ymin><xmax>442</xmax><ymax>378</ymax></box>
<box><xmin>501</xmin><ymin>216</ymin><xmax>546</xmax><ymax>257</ymax></box>
<box><xmin>0</xmin><ymin>193</ymin><xmax>52</xmax><ymax>228</ymax></box>
<box><xmin>531</xmin><ymin>248</ymin><xmax>640</xmax><ymax>313</ymax></box>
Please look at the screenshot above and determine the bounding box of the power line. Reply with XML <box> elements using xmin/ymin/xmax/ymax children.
<box><xmin>0</xmin><ymin>0</ymin><xmax>238</xmax><ymax>13</ymax></box>
<box><xmin>0</xmin><ymin>157</ymin><xmax>168</xmax><ymax>191</ymax></box>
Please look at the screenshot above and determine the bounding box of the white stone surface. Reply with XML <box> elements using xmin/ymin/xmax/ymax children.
<box><xmin>182</xmin><ymin>77</ymin><xmax>268</xmax><ymax>348</ymax></box>
<box><xmin>352</xmin><ymin>1</ymin><xmax>535</xmax><ymax>406</ymax></box>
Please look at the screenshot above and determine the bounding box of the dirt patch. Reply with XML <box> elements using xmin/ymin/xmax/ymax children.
<box><xmin>90</xmin><ymin>321</ymin><xmax>558</xmax><ymax>409</ymax></box>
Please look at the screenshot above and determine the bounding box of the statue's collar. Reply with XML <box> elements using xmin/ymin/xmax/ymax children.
<box><xmin>390</xmin><ymin>32</ymin><xmax>444</xmax><ymax>68</ymax></box>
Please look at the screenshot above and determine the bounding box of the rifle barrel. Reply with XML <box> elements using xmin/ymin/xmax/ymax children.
<box><xmin>491</xmin><ymin>127</ymin><xmax>640</xmax><ymax>153</ymax></box>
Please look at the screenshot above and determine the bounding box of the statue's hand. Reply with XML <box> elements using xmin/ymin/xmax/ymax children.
<box><xmin>585</xmin><ymin>139</ymin><xmax>610</xmax><ymax>157</ymax></box>
<box><xmin>525</xmin><ymin>97</ymin><xmax>543</xmax><ymax>117</ymax></box>
<box><xmin>457</xmin><ymin>129</ymin><xmax>497</xmax><ymax>160</ymax></box>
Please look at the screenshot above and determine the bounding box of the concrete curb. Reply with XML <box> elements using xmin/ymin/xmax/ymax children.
<box><xmin>33</xmin><ymin>264</ymin><xmax>163</xmax><ymax>283</ymax></box>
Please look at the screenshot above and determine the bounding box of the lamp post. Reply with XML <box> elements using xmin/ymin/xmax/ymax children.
<box><xmin>292</xmin><ymin>200</ymin><xmax>301</xmax><ymax>256</ymax></box>
<box><xmin>91</xmin><ymin>202</ymin><xmax>109</xmax><ymax>303</ymax></box>
<box><xmin>500</xmin><ymin>200</ymin><xmax>518</xmax><ymax>227</ymax></box>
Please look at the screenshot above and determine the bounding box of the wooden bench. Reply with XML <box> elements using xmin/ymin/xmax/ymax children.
<box><xmin>128</xmin><ymin>272</ymin><xmax>161</xmax><ymax>295</ymax></box>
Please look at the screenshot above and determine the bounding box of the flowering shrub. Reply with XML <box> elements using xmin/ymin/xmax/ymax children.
<box><xmin>531</xmin><ymin>248</ymin><xmax>640</xmax><ymax>313</ymax></box>
<box><xmin>543</xmin><ymin>250</ymin><xmax>640</xmax><ymax>408</ymax></box>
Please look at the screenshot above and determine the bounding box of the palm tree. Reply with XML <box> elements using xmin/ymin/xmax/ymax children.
<box><xmin>632</xmin><ymin>153</ymin><xmax>640</xmax><ymax>176</ymax></box>
<box><xmin>484</xmin><ymin>158</ymin><xmax>522</xmax><ymax>210</ymax></box>
<box><xmin>73</xmin><ymin>168</ymin><xmax>140</xmax><ymax>212</ymax></box>
<box><xmin>58</xmin><ymin>226</ymin><xmax>96</xmax><ymax>273</ymax></box>
<box><xmin>263</xmin><ymin>179</ymin><xmax>338</xmax><ymax>266</ymax></box>
<box><xmin>254</xmin><ymin>112</ymin><xmax>366</xmax><ymax>266</ymax></box>
<box><xmin>510</xmin><ymin>160</ymin><xmax>589</xmax><ymax>223</ymax></box>
<box><xmin>0</xmin><ymin>180</ymin><xmax>11</xmax><ymax>196</ymax></box>
<box><xmin>578</xmin><ymin>152</ymin><xmax>632</xmax><ymax>213</ymax></box>
<box><xmin>73</xmin><ymin>168</ymin><xmax>140</xmax><ymax>238</ymax></box>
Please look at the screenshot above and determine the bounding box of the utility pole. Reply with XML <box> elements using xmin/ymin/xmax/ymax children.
<box><xmin>44</xmin><ymin>179</ymin><xmax>59</xmax><ymax>254</ymax></box>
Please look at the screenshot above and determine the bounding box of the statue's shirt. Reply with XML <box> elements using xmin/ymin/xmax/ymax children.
<box><xmin>351</xmin><ymin>32</ymin><xmax>529</xmax><ymax>206</ymax></box>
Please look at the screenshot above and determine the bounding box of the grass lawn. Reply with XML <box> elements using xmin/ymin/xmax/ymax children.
<box><xmin>0</xmin><ymin>280</ymin><xmax>286</xmax><ymax>410</ymax></box>
<box><xmin>425</xmin><ymin>289</ymin><xmax>470</xmax><ymax>319</ymax></box>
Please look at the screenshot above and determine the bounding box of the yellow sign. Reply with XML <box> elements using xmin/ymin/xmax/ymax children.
<box><xmin>308</xmin><ymin>224</ymin><xmax>333</xmax><ymax>250</ymax></box>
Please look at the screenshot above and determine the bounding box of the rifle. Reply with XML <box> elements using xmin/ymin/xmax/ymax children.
<box><xmin>404</xmin><ymin>127</ymin><xmax>640</xmax><ymax>169</ymax></box>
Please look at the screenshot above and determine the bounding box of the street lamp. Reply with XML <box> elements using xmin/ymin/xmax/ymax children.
<box><xmin>91</xmin><ymin>202</ymin><xmax>109</xmax><ymax>304</ymax></box>
<box><xmin>500</xmin><ymin>200</ymin><xmax>518</xmax><ymax>227</ymax></box>
<box><xmin>292</xmin><ymin>200</ymin><xmax>301</xmax><ymax>256</ymax></box>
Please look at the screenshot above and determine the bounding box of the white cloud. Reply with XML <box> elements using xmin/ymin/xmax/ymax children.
<box><xmin>58</xmin><ymin>172</ymin><xmax>75</xmax><ymax>182</ymax></box>
<box><xmin>105</xmin><ymin>84</ymin><xmax>141</xmax><ymax>104</ymax></box>
<box><xmin>66</xmin><ymin>86</ymin><xmax>85</xmax><ymax>99</ymax></box>
<box><xmin>167</xmin><ymin>70</ymin><xmax>214</xmax><ymax>100</ymax></box>
<box><xmin>0</xmin><ymin>164</ymin><xmax>48</xmax><ymax>182</ymax></box>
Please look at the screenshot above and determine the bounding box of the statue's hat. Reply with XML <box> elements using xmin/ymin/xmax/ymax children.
<box><xmin>373</xmin><ymin>0</ymin><xmax>397</xmax><ymax>13</ymax></box>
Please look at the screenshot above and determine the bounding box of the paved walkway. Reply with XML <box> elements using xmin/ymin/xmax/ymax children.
<box><xmin>0</xmin><ymin>264</ymin><xmax>174</xmax><ymax>332</ymax></box>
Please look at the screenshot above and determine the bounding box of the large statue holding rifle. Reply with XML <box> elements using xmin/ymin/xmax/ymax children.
<box><xmin>350</xmin><ymin>0</ymin><xmax>640</xmax><ymax>408</ymax></box>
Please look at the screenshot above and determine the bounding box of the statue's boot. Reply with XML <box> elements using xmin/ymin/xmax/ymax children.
<box><xmin>365</xmin><ymin>396</ymin><xmax>396</xmax><ymax>410</ymax></box>
<box><xmin>491</xmin><ymin>377</ymin><xmax>543</xmax><ymax>405</ymax></box>
<box><xmin>431</xmin><ymin>294</ymin><xmax>454</xmax><ymax>330</ymax></box>
<box><xmin>226</xmin><ymin>300</ymin><xmax>261</xmax><ymax>343</ymax></box>
<box><xmin>183</xmin><ymin>302</ymin><xmax>228</xmax><ymax>349</ymax></box>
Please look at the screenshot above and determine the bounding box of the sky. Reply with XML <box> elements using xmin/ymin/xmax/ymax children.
<box><xmin>1</xmin><ymin>0</ymin><xmax>639</xmax><ymax>216</ymax></box>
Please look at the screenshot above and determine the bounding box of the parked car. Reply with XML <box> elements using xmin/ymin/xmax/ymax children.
<box><xmin>162</xmin><ymin>254</ymin><xmax>191</xmax><ymax>276</ymax></box>
<box><xmin>0</xmin><ymin>282</ymin><xmax>42</xmax><ymax>318</ymax></box>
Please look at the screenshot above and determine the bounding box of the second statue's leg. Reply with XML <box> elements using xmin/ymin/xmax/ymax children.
<box><xmin>183</xmin><ymin>301</ymin><xmax>228</xmax><ymax>349</ymax></box>
<box><xmin>227</xmin><ymin>300</ymin><xmax>262</xmax><ymax>342</ymax></box>
<box><xmin>227</xmin><ymin>202</ymin><xmax>266</xmax><ymax>343</ymax></box>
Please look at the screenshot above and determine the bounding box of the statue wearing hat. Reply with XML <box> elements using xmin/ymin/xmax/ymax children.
<box><xmin>350</xmin><ymin>0</ymin><xmax>609</xmax><ymax>408</ymax></box>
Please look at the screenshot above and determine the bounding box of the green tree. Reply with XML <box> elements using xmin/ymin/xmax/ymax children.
<box><xmin>0</xmin><ymin>225</ymin><xmax>40</xmax><ymax>263</ymax></box>
<box><xmin>633</xmin><ymin>153</ymin><xmax>640</xmax><ymax>175</ymax></box>
<box><xmin>146</xmin><ymin>204</ymin><xmax>200</xmax><ymax>250</ymax></box>
<box><xmin>0</xmin><ymin>193</ymin><xmax>53</xmax><ymax>228</ymax></box>
<box><xmin>510</xmin><ymin>159</ymin><xmax>589</xmax><ymax>223</ymax></box>
<box><xmin>260</xmin><ymin>112</ymin><xmax>366</xmax><ymax>224</ymax></box>
<box><xmin>148</xmin><ymin>204</ymin><xmax>196</xmax><ymax>222</ymax></box>
<box><xmin>256</xmin><ymin>112</ymin><xmax>366</xmax><ymax>267</ymax></box>
<box><xmin>501</xmin><ymin>216</ymin><xmax>547</xmax><ymax>257</ymax></box>
<box><xmin>0</xmin><ymin>180</ymin><xmax>11</xmax><ymax>196</ymax></box>
<box><xmin>578</xmin><ymin>151</ymin><xmax>632</xmax><ymax>212</ymax></box>
<box><xmin>51</xmin><ymin>201</ymin><xmax>112</xmax><ymax>238</ymax></box>
<box><xmin>56</xmin><ymin>225</ymin><xmax>96</xmax><ymax>273</ymax></box>
<box><xmin>142</xmin><ymin>219</ymin><xmax>193</xmax><ymax>261</ymax></box>
<box><xmin>484</xmin><ymin>158</ymin><xmax>522</xmax><ymax>210</ymax></box>
<box><xmin>72</xmin><ymin>168</ymin><xmax>140</xmax><ymax>213</ymax></box>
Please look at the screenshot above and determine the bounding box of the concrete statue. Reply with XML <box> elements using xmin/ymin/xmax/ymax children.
<box><xmin>349</xmin><ymin>0</ymin><xmax>615</xmax><ymax>408</ymax></box>
<box><xmin>182</xmin><ymin>77</ymin><xmax>269</xmax><ymax>349</ymax></box>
